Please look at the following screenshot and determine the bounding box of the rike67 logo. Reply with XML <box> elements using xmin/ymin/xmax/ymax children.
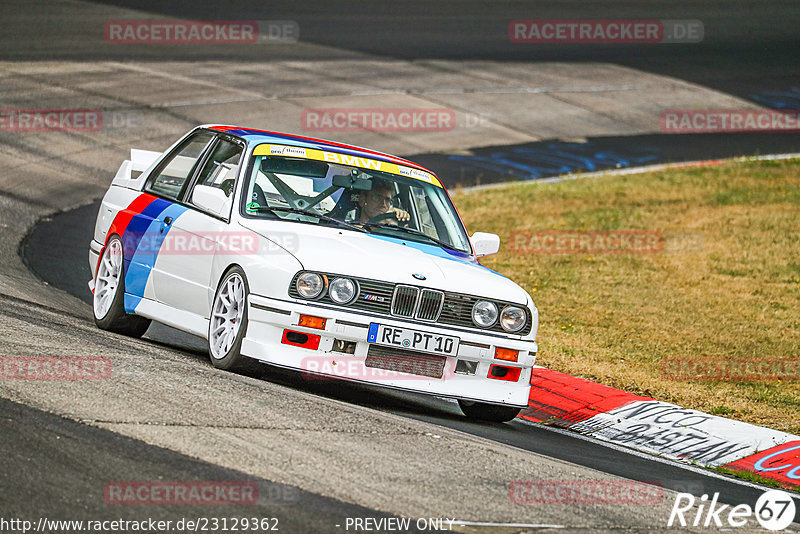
<box><xmin>669</xmin><ymin>489</ymin><xmax>797</xmax><ymax>531</ymax></box>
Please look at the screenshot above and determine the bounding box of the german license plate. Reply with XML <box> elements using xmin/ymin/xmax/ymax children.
<box><xmin>367</xmin><ymin>323</ymin><xmax>459</xmax><ymax>356</ymax></box>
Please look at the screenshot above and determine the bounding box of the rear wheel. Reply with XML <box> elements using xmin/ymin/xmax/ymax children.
<box><xmin>93</xmin><ymin>235</ymin><xmax>151</xmax><ymax>338</ymax></box>
<box><xmin>208</xmin><ymin>266</ymin><xmax>261</xmax><ymax>375</ymax></box>
<box><xmin>458</xmin><ymin>400</ymin><xmax>521</xmax><ymax>423</ymax></box>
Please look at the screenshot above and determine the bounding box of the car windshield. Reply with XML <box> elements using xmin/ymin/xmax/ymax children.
<box><xmin>241</xmin><ymin>151</ymin><xmax>472</xmax><ymax>253</ymax></box>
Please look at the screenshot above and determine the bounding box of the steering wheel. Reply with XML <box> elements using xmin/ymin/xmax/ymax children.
<box><xmin>367</xmin><ymin>211</ymin><xmax>410</xmax><ymax>227</ymax></box>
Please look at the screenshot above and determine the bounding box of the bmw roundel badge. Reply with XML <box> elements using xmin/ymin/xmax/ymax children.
<box><xmin>412</xmin><ymin>273</ymin><xmax>426</xmax><ymax>280</ymax></box>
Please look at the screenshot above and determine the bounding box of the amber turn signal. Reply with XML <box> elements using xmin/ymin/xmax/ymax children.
<box><xmin>494</xmin><ymin>347</ymin><xmax>519</xmax><ymax>362</ymax></box>
<box><xmin>298</xmin><ymin>314</ymin><xmax>327</xmax><ymax>330</ymax></box>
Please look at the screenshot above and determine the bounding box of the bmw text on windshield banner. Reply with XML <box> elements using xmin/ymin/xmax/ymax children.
<box><xmin>252</xmin><ymin>144</ymin><xmax>442</xmax><ymax>187</ymax></box>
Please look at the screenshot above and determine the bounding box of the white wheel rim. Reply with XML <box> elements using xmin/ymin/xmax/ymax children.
<box><xmin>210</xmin><ymin>273</ymin><xmax>246</xmax><ymax>359</ymax></box>
<box><xmin>93</xmin><ymin>239</ymin><xmax>123</xmax><ymax>319</ymax></box>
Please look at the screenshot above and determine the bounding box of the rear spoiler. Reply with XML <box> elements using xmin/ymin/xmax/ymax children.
<box><xmin>110</xmin><ymin>148</ymin><xmax>162</xmax><ymax>189</ymax></box>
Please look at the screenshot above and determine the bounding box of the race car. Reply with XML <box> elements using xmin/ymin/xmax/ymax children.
<box><xmin>88</xmin><ymin>125</ymin><xmax>538</xmax><ymax>422</ymax></box>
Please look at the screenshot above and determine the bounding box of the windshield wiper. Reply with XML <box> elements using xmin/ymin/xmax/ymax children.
<box><xmin>362</xmin><ymin>222</ymin><xmax>461</xmax><ymax>251</ymax></box>
<box><xmin>248</xmin><ymin>205</ymin><xmax>366</xmax><ymax>233</ymax></box>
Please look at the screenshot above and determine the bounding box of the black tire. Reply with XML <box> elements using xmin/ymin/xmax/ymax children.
<box><xmin>93</xmin><ymin>235</ymin><xmax>151</xmax><ymax>338</ymax></box>
<box><xmin>208</xmin><ymin>266</ymin><xmax>262</xmax><ymax>375</ymax></box>
<box><xmin>458</xmin><ymin>400</ymin><xmax>521</xmax><ymax>423</ymax></box>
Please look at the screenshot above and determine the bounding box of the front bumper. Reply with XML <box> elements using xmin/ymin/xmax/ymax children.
<box><xmin>242</xmin><ymin>294</ymin><xmax>537</xmax><ymax>407</ymax></box>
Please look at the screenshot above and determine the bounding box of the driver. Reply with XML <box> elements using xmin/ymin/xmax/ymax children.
<box><xmin>356</xmin><ymin>178</ymin><xmax>410</xmax><ymax>224</ymax></box>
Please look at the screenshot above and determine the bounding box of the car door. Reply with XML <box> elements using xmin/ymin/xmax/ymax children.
<box><xmin>151</xmin><ymin>136</ymin><xmax>245</xmax><ymax>318</ymax></box>
<box><xmin>123</xmin><ymin>130</ymin><xmax>215</xmax><ymax>311</ymax></box>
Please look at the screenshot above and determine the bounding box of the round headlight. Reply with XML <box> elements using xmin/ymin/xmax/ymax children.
<box><xmin>500</xmin><ymin>306</ymin><xmax>526</xmax><ymax>332</ymax></box>
<box><xmin>329</xmin><ymin>278</ymin><xmax>357</xmax><ymax>304</ymax></box>
<box><xmin>472</xmin><ymin>300</ymin><xmax>498</xmax><ymax>328</ymax></box>
<box><xmin>296</xmin><ymin>272</ymin><xmax>325</xmax><ymax>299</ymax></box>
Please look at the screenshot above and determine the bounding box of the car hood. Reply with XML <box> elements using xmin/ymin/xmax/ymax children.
<box><xmin>238</xmin><ymin>219</ymin><xmax>530</xmax><ymax>305</ymax></box>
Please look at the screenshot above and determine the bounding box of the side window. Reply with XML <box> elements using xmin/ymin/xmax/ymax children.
<box><xmin>191</xmin><ymin>139</ymin><xmax>243</xmax><ymax>200</ymax></box>
<box><xmin>410</xmin><ymin>185</ymin><xmax>438</xmax><ymax>238</ymax></box>
<box><xmin>145</xmin><ymin>132</ymin><xmax>214</xmax><ymax>199</ymax></box>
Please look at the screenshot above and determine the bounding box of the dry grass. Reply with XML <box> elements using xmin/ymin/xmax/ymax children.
<box><xmin>452</xmin><ymin>159</ymin><xmax>800</xmax><ymax>434</ymax></box>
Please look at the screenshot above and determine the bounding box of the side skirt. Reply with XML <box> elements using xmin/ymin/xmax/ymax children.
<box><xmin>131</xmin><ymin>296</ymin><xmax>208</xmax><ymax>339</ymax></box>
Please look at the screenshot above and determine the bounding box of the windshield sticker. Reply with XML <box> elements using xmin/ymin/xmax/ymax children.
<box><xmin>253</xmin><ymin>143</ymin><xmax>442</xmax><ymax>187</ymax></box>
<box><xmin>396</xmin><ymin>165</ymin><xmax>432</xmax><ymax>181</ymax></box>
<box><xmin>269</xmin><ymin>145</ymin><xmax>307</xmax><ymax>158</ymax></box>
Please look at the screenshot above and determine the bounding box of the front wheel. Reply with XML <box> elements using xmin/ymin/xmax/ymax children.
<box><xmin>458</xmin><ymin>400</ymin><xmax>521</xmax><ymax>423</ymax></box>
<box><xmin>208</xmin><ymin>266</ymin><xmax>261</xmax><ymax>375</ymax></box>
<box><xmin>93</xmin><ymin>235</ymin><xmax>151</xmax><ymax>338</ymax></box>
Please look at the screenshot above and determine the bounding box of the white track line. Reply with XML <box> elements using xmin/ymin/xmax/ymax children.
<box><xmin>451</xmin><ymin>520</ymin><xmax>565</xmax><ymax>529</ymax></box>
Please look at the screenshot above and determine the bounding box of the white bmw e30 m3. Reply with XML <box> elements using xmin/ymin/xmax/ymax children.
<box><xmin>89</xmin><ymin>125</ymin><xmax>538</xmax><ymax>422</ymax></box>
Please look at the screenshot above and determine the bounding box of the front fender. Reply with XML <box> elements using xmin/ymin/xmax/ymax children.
<box><xmin>209</xmin><ymin>231</ymin><xmax>303</xmax><ymax>314</ymax></box>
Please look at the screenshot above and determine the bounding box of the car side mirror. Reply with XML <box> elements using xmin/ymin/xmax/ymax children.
<box><xmin>471</xmin><ymin>232</ymin><xmax>500</xmax><ymax>257</ymax></box>
<box><xmin>192</xmin><ymin>184</ymin><xmax>230</xmax><ymax>216</ymax></box>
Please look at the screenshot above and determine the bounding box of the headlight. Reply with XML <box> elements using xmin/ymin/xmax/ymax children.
<box><xmin>296</xmin><ymin>272</ymin><xmax>325</xmax><ymax>299</ymax></box>
<box><xmin>472</xmin><ymin>300</ymin><xmax>498</xmax><ymax>328</ymax></box>
<box><xmin>500</xmin><ymin>306</ymin><xmax>526</xmax><ymax>332</ymax></box>
<box><xmin>329</xmin><ymin>277</ymin><xmax>357</xmax><ymax>304</ymax></box>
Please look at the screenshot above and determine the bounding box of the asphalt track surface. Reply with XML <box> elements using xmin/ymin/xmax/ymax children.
<box><xmin>10</xmin><ymin>0</ymin><xmax>800</xmax><ymax>103</ymax></box>
<box><xmin>0</xmin><ymin>397</ymin><xmax>426</xmax><ymax>533</ymax></box>
<box><xmin>4</xmin><ymin>1</ymin><xmax>800</xmax><ymax>187</ymax></box>
<box><xmin>3</xmin><ymin>0</ymin><xmax>800</xmax><ymax>532</ymax></box>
